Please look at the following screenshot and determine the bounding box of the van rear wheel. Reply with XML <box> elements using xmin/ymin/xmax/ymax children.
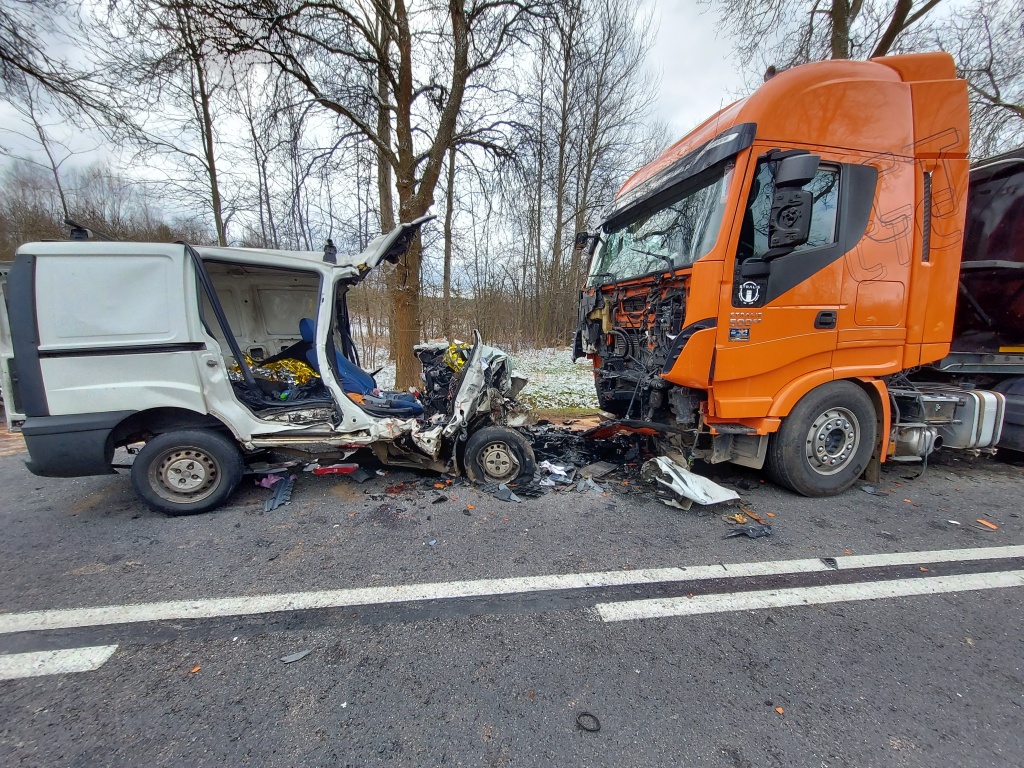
<box><xmin>131</xmin><ymin>429</ymin><xmax>243</xmax><ymax>515</ymax></box>
<box><xmin>765</xmin><ymin>381</ymin><xmax>877</xmax><ymax>497</ymax></box>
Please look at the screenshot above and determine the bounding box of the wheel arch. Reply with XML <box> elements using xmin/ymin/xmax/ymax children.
<box><xmin>111</xmin><ymin>407</ymin><xmax>233</xmax><ymax>447</ymax></box>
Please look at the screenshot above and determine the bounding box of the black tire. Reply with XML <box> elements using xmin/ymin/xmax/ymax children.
<box><xmin>765</xmin><ymin>381</ymin><xmax>877</xmax><ymax>497</ymax></box>
<box><xmin>130</xmin><ymin>429</ymin><xmax>244</xmax><ymax>515</ymax></box>
<box><xmin>463</xmin><ymin>426</ymin><xmax>538</xmax><ymax>484</ymax></box>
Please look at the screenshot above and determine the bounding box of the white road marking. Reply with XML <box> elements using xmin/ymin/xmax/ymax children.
<box><xmin>0</xmin><ymin>545</ymin><xmax>1022</xmax><ymax>635</ymax></box>
<box><xmin>596</xmin><ymin>570</ymin><xmax>1024</xmax><ymax>622</ymax></box>
<box><xmin>0</xmin><ymin>645</ymin><xmax>117</xmax><ymax>680</ymax></box>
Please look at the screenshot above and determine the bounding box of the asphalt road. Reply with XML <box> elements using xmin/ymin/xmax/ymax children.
<box><xmin>1</xmin><ymin>426</ymin><xmax>1023</xmax><ymax>767</ymax></box>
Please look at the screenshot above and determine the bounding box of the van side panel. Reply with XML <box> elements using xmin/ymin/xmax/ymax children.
<box><xmin>33</xmin><ymin>250</ymin><xmax>207</xmax><ymax>417</ymax></box>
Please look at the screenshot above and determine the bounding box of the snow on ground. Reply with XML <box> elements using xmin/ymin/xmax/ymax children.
<box><xmin>370</xmin><ymin>345</ymin><xmax>600</xmax><ymax>411</ymax></box>
<box><xmin>511</xmin><ymin>347</ymin><xmax>600</xmax><ymax>410</ymax></box>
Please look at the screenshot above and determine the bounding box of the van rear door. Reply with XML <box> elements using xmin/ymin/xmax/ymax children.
<box><xmin>0</xmin><ymin>264</ymin><xmax>27</xmax><ymax>431</ymax></box>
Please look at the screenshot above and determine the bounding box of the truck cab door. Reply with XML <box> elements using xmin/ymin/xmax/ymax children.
<box><xmin>713</xmin><ymin>158</ymin><xmax>846</xmax><ymax>417</ymax></box>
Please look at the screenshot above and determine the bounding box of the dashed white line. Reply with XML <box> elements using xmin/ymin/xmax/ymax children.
<box><xmin>596</xmin><ymin>570</ymin><xmax>1024</xmax><ymax>622</ymax></box>
<box><xmin>0</xmin><ymin>545</ymin><xmax>1021</xmax><ymax>635</ymax></box>
<box><xmin>0</xmin><ymin>645</ymin><xmax>118</xmax><ymax>680</ymax></box>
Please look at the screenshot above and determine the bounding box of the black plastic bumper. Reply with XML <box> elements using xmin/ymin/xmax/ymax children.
<box><xmin>21</xmin><ymin>411</ymin><xmax>135</xmax><ymax>477</ymax></box>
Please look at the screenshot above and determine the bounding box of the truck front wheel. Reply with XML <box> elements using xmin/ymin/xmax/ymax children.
<box><xmin>131</xmin><ymin>429</ymin><xmax>244</xmax><ymax>515</ymax></box>
<box><xmin>765</xmin><ymin>381</ymin><xmax>877</xmax><ymax>497</ymax></box>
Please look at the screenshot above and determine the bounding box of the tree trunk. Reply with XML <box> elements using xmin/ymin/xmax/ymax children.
<box><xmin>442</xmin><ymin>145</ymin><xmax>456</xmax><ymax>339</ymax></box>
<box><xmin>830</xmin><ymin>0</ymin><xmax>851</xmax><ymax>59</ymax></box>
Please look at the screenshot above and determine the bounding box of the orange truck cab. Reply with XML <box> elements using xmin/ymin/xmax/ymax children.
<box><xmin>574</xmin><ymin>51</ymin><xmax>1024</xmax><ymax>496</ymax></box>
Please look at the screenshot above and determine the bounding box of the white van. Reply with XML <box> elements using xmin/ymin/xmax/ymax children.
<box><xmin>0</xmin><ymin>218</ymin><xmax>536</xmax><ymax>514</ymax></box>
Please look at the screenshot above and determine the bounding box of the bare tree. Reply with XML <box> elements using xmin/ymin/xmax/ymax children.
<box><xmin>702</xmin><ymin>0</ymin><xmax>947</xmax><ymax>77</ymax></box>
<box><xmin>940</xmin><ymin>0</ymin><xmax>1024</xmax><ymax>155</ymax></box>
<box><xmin>103</xmin><ymin>0</ymin><xmax>239</xmax><ymax>245</ymax></box>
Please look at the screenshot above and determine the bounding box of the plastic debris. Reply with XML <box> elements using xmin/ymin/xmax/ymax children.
<box><xmin>313</xmin><ymin>463</ymin><xmax>359</xmax><ymax>475</ymax></box>
<box><xmin>280</xmin><ymin>650</ymin><xmax>311</xmax><ymax>664</ymax></box>
<box><xmin>976</xmin><ymin>519</ymin><xmax>999</xmax><ymax>530</ymax></box>
<box><xmin>948</xmin><ymin>520</ymin><xmax>961</xmax><ymax>525</ymax></box>
<box><xmin>265</xmin><ymin>475</ymin><xmax>296</xmax><ymax>512</ymax></box>
<box><xmin>427</xmin><ymin>539</ymin><xmax>437</xmax><ymax>546</ymax></box>
<box><xmin>741</xmin><ymin>506</ymin><xmax>768</xmax><ymax>525</ymax></box>
<box><xmin>257</xmin><ymin>474</ymin><xmax>283</xmax><ymax>489</ymax></box>
<box><xmin>725</xmin><ymin>524</ymin><xmax>773</xmax><ymax>539</ymax></box>
<box><xmin>860</xmin><ymin>485</ymin><xmax>888</xmax><ymax>496</ymax></box>
<box><xmin>723</xmin><ymin>512</ymin><xmax>749</xmax><ymax>525</ymax></box>
<box><xmin>641</xmin><ymin>455</ymin><xmax>741</xmax><ymax>510</ymax></box>
<box><xmin>348</xmin><ymin>468</ymin><xmax>373</xmax><ymax>484</ymax></box>
<box><xmin>580</xmin><ymin>461</ymin><xmax>617</xmax><ymax>479</ymax></box>
<box><xmin>576</xmin><ymin>712</ymin><xmax>601</xmax><ymax>732</ymax></box>
<box><xmin>575</xmin><ymin>477</ymin><xmax>602</xmax><ymax>494</ymax></box>
<box><xmin>494</xmin><ymin>484</ymin><xmax>523</xmax><ymax>503</ymax></box>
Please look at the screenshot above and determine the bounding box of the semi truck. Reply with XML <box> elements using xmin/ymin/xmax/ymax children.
<box><xmin>573</xmin><ymin>51</ymin><xmax>1024</xmax><ymax>496</ymax></box>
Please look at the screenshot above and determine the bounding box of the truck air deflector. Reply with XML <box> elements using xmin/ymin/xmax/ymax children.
<box><xmin>603</xmin><ymin>123</ymin><xmax>757</xmax><ymax>231</ymax></box>
<box><xmin>762</xmin><ymin>163</ymin><xmax>878</xmax><ymax>305</ymax></box>
<box><xmin>6</xmin><ymin>253</ymin><xmax>48</xmax><ymax>417</ymax></box>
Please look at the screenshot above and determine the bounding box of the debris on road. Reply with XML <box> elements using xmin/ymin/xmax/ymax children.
<box><xmin>257</xmin><ymin>474</ymin><xmax>283</xmax><ymax>489</ymax></box>
<box><xmin>641</xmin><ymin>455</ymin><xmax>741</xmax><ymax>510</ymax></box>
<box><xmin>725</xmin><ymin>524</ymin><xmax>773</xmax><ymax>539</ymax></box>
<box><xmin>575</xmin><ymin>712</ymin><xmax>601</xmax><ymax>733</ymax></box>
<box><xmin>580</xmin><ymin>460</ymin><xmax>617</xmax><ymax>479</ymax></box>
<box><xmin>860</xmin><ymin>485</ymin><xmax>888</xmax><ymax>496</ymax></box>
<box><xmin>741</xmin><ymin>506</ymin><xmax>768</xmax><ymax>525</ymax></box>
<box><xmin>265</xmin><ymin>475</ymin><xmax>297</xmax><ymax>512</ymax></box>
<box><xmin>976</xmin><ymin>519</ymin><xmax>999</xmax><ymax>530</ymax></box>
<box><xmin>312</xmin><ymin>463</ymin><xmax>359</xmax><ymax>475</ymax></box>
<box><xmin>722</xmin><ymin>512</ymin><xmax>749</xmax><ymax>525</ymax></box>
<box><xmin>280</xmin><ymin>650</ymin><xmax>311</xmax><ymax>664</ymax></box>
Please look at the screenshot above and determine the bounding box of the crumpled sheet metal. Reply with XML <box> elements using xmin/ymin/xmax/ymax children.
<box><xmin>642</xmin><ymin>456</ymin><xmax>740</xmax><ymax>510</ymax></box>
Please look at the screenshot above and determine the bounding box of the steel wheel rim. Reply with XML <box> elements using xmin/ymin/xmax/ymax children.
<box><xmin>149</xmin><ymin>447</ymin><xmax>219</xmax><ymax>504</ymax></box>
<box><xmin>804</xmin><ymin>407</ymin><xmax>860</xmax><ymax>476</ymax></box>
<box><xmin>479</xmin><ymin>441</ymin><xmax>520</xmax><ymax>482</ymax></box>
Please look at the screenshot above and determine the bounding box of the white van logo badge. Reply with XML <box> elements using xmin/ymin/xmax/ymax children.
<box><xmin>738</xmin><ymin>281</ymin><xmax>760</xmax><ymax>305</ymax></box>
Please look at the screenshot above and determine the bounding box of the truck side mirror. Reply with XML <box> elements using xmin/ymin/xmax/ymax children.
<box><xmin>774</xmin><ymin>153</ymin><xmax>819</xmax><ymax>187</ymax></box>
<box><xmin>767</xmin><ymin>153</ymin><xmax>820</xmax><ymax>251</ymax></box>
<box><xmin>574</xmin><ymin>232</ymin><xmax>590</xmax><ymax>250</ymax></box>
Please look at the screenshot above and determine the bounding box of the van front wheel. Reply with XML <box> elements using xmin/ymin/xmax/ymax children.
<box><xmin>464</xmin><ymin>427</ymin><xmax>537</xmax><ymax>484</ymax></box>
<box><xmin>765</xmin><ymin>381</ymin><xmax>877</xmax><ymax>497</ymax></box>
<box><xmin>131</xmin><ymin>429</ymin><xmax>244</xmax><ymax>515</ymax></box>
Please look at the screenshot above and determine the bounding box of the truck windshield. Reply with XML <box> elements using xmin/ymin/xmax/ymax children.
<box><xmin>589</xmin><ymin>163</ymin><xmax>734</xmax><ymax>286</ymax></box>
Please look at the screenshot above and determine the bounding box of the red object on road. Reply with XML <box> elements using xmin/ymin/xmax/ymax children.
<box><xmin>313</xmin><ymin>464</ymin><xmax>360</xmax><ymax>475</ymax></box>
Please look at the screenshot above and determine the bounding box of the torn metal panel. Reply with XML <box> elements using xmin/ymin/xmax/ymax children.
<box><xmin>641</xmin><ymin>455</ymin><xmax>740</xmax><ymax>510</ymax></box>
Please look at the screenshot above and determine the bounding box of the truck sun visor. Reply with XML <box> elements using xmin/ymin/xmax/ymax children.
<box><xmin>602</xmin><ymin>122</ymin><xmax>757</xmax><ymax>231</ymax></box>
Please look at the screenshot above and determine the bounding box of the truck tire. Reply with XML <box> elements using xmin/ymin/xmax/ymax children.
<box><xmin>765</xmin><ymin>381</ymin><xmax>877</xmax><ymax>497</ymax></box>
<box><xmin>464</xmin><ymin>427</ymin><xmax>538</xmax><ymax>484</ymax></box>
<box><xmin>131</xmin><ymin>429</ymin><xmax>244</xmax><ymax>515</ymax></box>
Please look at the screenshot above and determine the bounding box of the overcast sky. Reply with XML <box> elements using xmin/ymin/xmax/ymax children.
<box><xmin>646</xmin><ymin>1</ymin><xmax>748</xmax><ymax>139</ymax></box>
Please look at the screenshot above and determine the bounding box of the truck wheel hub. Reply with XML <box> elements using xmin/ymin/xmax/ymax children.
<box><xmin>480</xmin><ymin>442</ymin><xmax>519</xmax><ymax>481</ymax></box>
<box><xmin>153</xmin><ymin>449</ymin><xmax>218</xmax><ymax>500</ymax></box>
<box><xmin>805</xmin><ymin>408</ymin><xmax>859</xmax><ymax>475</ymax></box>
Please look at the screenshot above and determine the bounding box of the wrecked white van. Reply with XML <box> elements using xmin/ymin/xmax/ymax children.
<box><xmin>1</xmin><ymin>217</ymin><xmax>536</xmax><ymax>514</ymax></box>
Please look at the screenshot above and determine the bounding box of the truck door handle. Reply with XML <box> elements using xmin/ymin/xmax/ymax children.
<box><xmin>815</xmin><ymin>310</ymin><xmax>837</xmax><ymax>329</ymax></box>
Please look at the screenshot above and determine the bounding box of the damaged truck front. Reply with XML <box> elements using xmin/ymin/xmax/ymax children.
<box><xmin>575</xmin><ymin>52</ymin><xmax>1024</xmax><ymax>497</ymax></box>
<box><xmin>1</xmin><ymin>217</ymin><xmax>536</xmax><ymax>515</ymax></box>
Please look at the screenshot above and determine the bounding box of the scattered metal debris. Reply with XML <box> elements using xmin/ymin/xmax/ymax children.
<box><xmin>265</xmin><ymin>475</ymin><xmax>296</xmax><ymax>512</ymax></box>
<box><xmin>580</xmin><ymin>460</ymin><xmax>617</xmax><ymax>479</ymax></box>
<box><xmin>280</xmin><ymin>650</ymin><xmax>311</xmax><ymax>663</ymax></box>
<box><xmin>641</xmin><ymin>456</ymin><xmax>740</xmax><ymax>510</ymax></box>
<box><xmin>724</xmin><ymin>524</ymin><xmax>773</xmax><ymax>539</ymax></box>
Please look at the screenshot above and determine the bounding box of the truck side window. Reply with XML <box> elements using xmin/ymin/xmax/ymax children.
<box><xmin>737</xmin><ymin>162</ymin><xmax>840</xmax><ymax>262</ymax></box>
